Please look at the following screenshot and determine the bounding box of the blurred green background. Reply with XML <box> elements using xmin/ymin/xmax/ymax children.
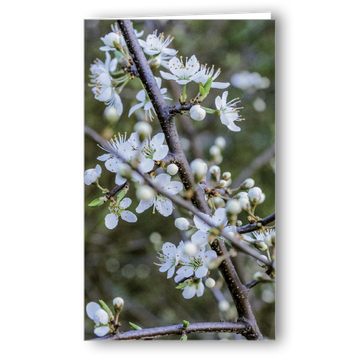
<box><xmin>85</xmin><ymin>19</ymin><xmax>275</xmax><ymax>340</ymax></box>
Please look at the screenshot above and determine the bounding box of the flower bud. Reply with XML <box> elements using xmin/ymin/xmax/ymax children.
<box><xmin>167</xmin><ymin>164</ymin><xmax>178</xmax><ymax>176</ymax></box>
<box><xmin>241</xmin><ymin>178</ymin><xmax>255</xmax><ymax>189</ymax></box>
<box><xmin>104</xmin><ymin>106</ymin><xmax>120</xmax><ymax>123</ymax></box>
<box><xmin>103</xmin><ymin>32</ymin><xmax>120</xmax><ymax>47</ymax></box>
<box><xmin>253</xmin><ymin>271</ymin><xmax>264</xmax><ymax>281</ymax></box>
<box><xmin>213</xmin><ymin>197</ymin><xmax>225</xmax><ymax>208</ymax></box>
<box><xmin>134</xmin><ymin>121</ymin><xmax>152</xmax><ymax>142</ymax></box>
<box><xmin>215</xmin><ymin>136</ymin><xmax>226</xmax><ymax>150</ymax></box>
<box><xmin>149</xmin><ymin>55</ymin><xmax>162</xmax><ymax>68</ymax></box>
<box><xmin>259</xmin><ymin>193</ymin><xmax>266</xmax><ymax>204</ymax></box>
<box><xmin>218</xmin><ymin>300</ymin><xmax>230</xmax><ymax>312</ymax></box>
<box><xmin>190</xmin><ymin>159</ymin><xmax>208</xmax><ymax>183</ymax></box>
<box><xmin>175</xmin><ymin>218</ymin><xmax>190</xmax><ymax>231</ymax></box>
<box><xmin>136</xmin><ymin>185</ymin><xmax>155</xmax><ymax>201</ymax></box>
<box><xmin>237</xmin><ymin>192</ymin><xmax>249</xmax><ymax>199</ymax></box>
<box><xmin>209</xmin><ymin>165</ymin><xmax>221</xmax><ymax>181</ymax></box>
<box><xmin>219</xmin><ymin>180</ymin><xmax>227</xmax><ymax>188</ymax></box>
<box><xmin>189</xmin><ymin>105</ymin><xmax>206</xmax><ymax>121</ymax></box>
<box><xmin>248</xmin><ymin>187</ymin><xmax>263</xmax><ymax>205</ymax></box>
<box><xmin>265</xmin><ymin>233</ymin><xmax>275</xmax><ymax>247</ymax></box>
<box><xmin>255</xmin><ymin>241</ymin><xmax>268</xmax><ymax>251</ymax></box>
<box><xmin>205</xmin><ymin>278</ymin><xmax>216</xmax><ymax>288</ymax></box>
<box><xmin>209</xmin><ymin>145</ymin><xmax>221</xmax><ymax>156</ymax></box>
<box><xmin>183</xmin><ymin>241</ymin><xmax>198</xmax><ymax>256</ymax></box>
<box><xmin>221</xmin><ymin>172</ymin><xmax>231</xmax><ymax>181</ymax></box>
<box><xmin>94</xmin><ymin>308</ymin><xmax>109</xmax><ymax>326</ymax></box>
<box><xmin>239</xmin><ymin>197</ymin><xmax>251</xmax><ymax>212</ymax></box>
<box><xmin>213</xmin><ymin>154</ymin><xmax>223</xmax><ymax>164</ymax></box>
<box><xmin>257</xmin><ymin>255</ymin><xmax>269</xmax><ymax>268</ymax></box>
<box><xmin>113</xmin><ymin>297</ymin><xmax>124</xmax><ymax>315</ymax></box>
<box><xmin>236</xmin><ymin>220</ymin><xmax>242</xmax><ymax>227</ymax></box>
<box><xmin>226</xmin><ymin>199</ymin><xmax>241</xmax><ymax>215</ymax></box>
<box><xmin>84</xmin><ymin>165</ymin><xmax>102</xmax><ymax>185</ymax></box>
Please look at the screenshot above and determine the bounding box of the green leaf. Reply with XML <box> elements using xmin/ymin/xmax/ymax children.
<box><xmin>199</xmin><ymin>85</ymin><xmax>205</xmax><ymax>95</ymax></box>
<box><xmin>175</xmin><ymin>281</ymin><xmax>188</xmax><ymax>289</ymax></box>
<box><xmin>88</xmin><ymin>198</ymin><xmax>105</xmax><ymax>207</ymax></box>
<box><xmin>203</xmin><ymin>77</ymin><xmax>213</xmax><ymax>93</ymax></box>
<box><xmin>99</xmin><ymin>300</ymin><xmax>113</xmax><ymax>318</ymax></box>
<box><xmin>129</xmin><ymin>322</ymin><xmax>142</xmax><ymax>330</ymax></box>
<box><xmin>180</xmin><ymin>335</ymin><xmax>188</xmax><ymax>340</ymax></box>
<box><xmin>116</xmin><ymin>187</ymin><xmax>129</xmax><ymax>204</ymax></box>
<box><xmin>183</xmin><ymin>320</ymin><xmax>190</xmax><ymax>329</ymax></box>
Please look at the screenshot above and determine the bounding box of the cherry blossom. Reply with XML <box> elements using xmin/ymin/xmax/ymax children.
<box><xmin>155</xmin><ymin>241</ymin><xmax>185</xmax><ymax>278</ymax></box>
<box><xmin>215</xmin><ymin>91</ymin><xmax>243</xmax><ymax>132</ymax></box>
<box><xmin>191</xmin><ymin>64</ymin><xmax>230</xmax><ymax>89</ymax></box>
<box><xmin>86</xmin><ymin>302</ymin><xmax>110</xmax><ymax>337</ymax></box>
<box><xmin>84</xmin><ymin>165</ymin><xmax>102</xmax><ymax>185</ymax></box>
<box><xmin>105</xmin><ymin>198</ymin><xmax>137</xmax><ymax>230</ymax></box>
<box><xmin>138</xmin><ymin>30</ymin><xmax>177</xmax><ymax>57</ymax></box>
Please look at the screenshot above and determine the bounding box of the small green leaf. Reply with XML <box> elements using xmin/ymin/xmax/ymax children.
<box><xmin>203</xmin><ymin>77</ymin><xmax>213</xmax><ymax>93</ymax></box>
<box><xmin>175</xmin><ymin>281</ymin><xmax>188</xmax><ymax>289</ymax></box>
<box><xmin>180</xmin><ymin>335</ymin><xmax>188</xmax><ymax>340</ymax></box>
<box><xmin>99</xmin><ymin>300</ymin><xmax>113</xmax><ymax>318</ymax></box>
<box><xmin>88</xmin><ymin>198</ymin><xmax>105</xmax><ymax>207</ymax></box>
<box><xmin>183</xmin><ymin>320</ymin><xmax>190</xmax><ymax>329</ymax></box>
<box><xmin>199</xmin><ymin>85</ymin><xmax>205</xmax><ymax>95</ymax></box>
<box><xmin>129</xmin><ymin>322</ymin><xmax>142</xmax><ymax>330</ymax></box>
<box><xmin>116</xmin><ymin>187</ymin><xmax>129</xmax><ymax>204</ymax></box>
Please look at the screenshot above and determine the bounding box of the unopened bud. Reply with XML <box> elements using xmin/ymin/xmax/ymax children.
<box><xmin>167</xmin><ymin>163</ymin><xmax>178</xmax><ymax>175</ymax></box>
<box><xmin>239</xmin><ymin>197</ymin><xmax>251</xmax><ymax>212</ymax></box>
<box><xmin>175</xmin><ymin>218</ymin><xmax>190</xmax><ymax>231</ymax></box>
<box><xmin>248</xmin><ymin>187</ymin><xmax>263</xmax><ymax>204</ymax></box>
<box><xmin>237</xmin><ymin>192</ymin><xmax>249</xmax><ymax>199</ymax></box>
<box><xmin>103</xmin><ymin>32</ymin><xmax>120</xmax><ymax>48</ymax></box>
<box><xmin>189</xmin><ymin>105</ymin><xmax>206</xmax><ymax>121</ymax></box>
<box><xmin>253</xmin><ymin>271</ymin><xmax>265</xmax><ymax>281</ymax></box>
<box><xmin>215</xmin><ymin>136</ymin><xmax>226</xmax><ymax>150</ymax></box>
<box><xmin>218</xmin><ymin>300</ymin><xmax>230</xmax><ymax>312</ymax></box>
<box><xmin>236</xmin><ymin>220</ymin><xmax>242</xmax><ymax>226</ymax></box>
<box><xmin>209</xmin><ymin>165</ymin><xmax>221</xmax><ymax>181</ymax></box>
<box><xmin>259</xmin><ymin>193</ymin><xmax>266</xmax><ymax>204</ymax></box>
<box><xmin>255</xmin><ymin>241</ymin><xmax>268</xmax><ymax>251</ymax></box>
<box><xmin>219</xmin><ymin>180</ymin><xmax>227</xmax><ymax>188</ymax></box>
<box><xmin>209</xmin><ymin>145</ymin><xmax>221</xmax><ymax>156</ymax></box>
<box><xmin>241</xmin><ymin>178</ymin><xmax>255</xmax><ymax>189</ymax></box>
<box><xmin>190</xmin><ymin>159</ymin><xmax>208</xmax><ymax>182</ymax></box>
<box><xmin>221</xmin><ymin>172</ymin><xmax>231</xmax><ymax>181</ymax></box>
<box><xmin>134</xmin><ymin>121</ymin><xmax>152</xmax><ymax>142</ymax></box>
<box><xmin>226</xmin><ymin>199</ymin><xmax>241</xmax><ymax>214</ymax></box>
<box><xmin>113</xmin><ymin>297</ymin><xmax>124</xmax><ymax>315</ymax></box>
<box><xmin>136</xmin><ymin>185</ymin><xmax>154</xmax><ymax>201</ymax></box>
<box><xmin>183</xmin><ymin>241</ymin><xmax>198</xmax><ymax>256</ymax></box>
<box><xmin>205</xmin><ymin>278</ymin><xmax>216</xmax><ymax>288</ymax></box>
<box><xmin>213</xmin><ymin>197</ymin><xmax>225</xmax><ymax>208</ymax></box>
<box><xmin>104</xmin><ymin>106</ymin><xmax>120</xmax><ymax>123</ymax></box>
<box><xmin>265</xmin><ymin>233</ymin><xmax>275</xmax><ymax>247</ymax></box>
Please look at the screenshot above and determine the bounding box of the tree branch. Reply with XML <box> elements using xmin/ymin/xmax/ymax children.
<box><xmin>237</xmin><ymin>212</ymin><xmax>275</xmax><ymax>234</ymax></box>
<box><xmin>89</xmin><ymin>321</ymin><xmax>247</xmax><ymax>341</ymax></box>
<box><xmin>107</xmin><ymin>20</ymin><xmax>265</xmax><ymax>339</ymax></box>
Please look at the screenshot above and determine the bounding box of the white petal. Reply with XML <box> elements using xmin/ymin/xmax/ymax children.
<box><xmin>183</xmin><ymin>285</ymin><xmax>196</xmax><ymax>299</ymax></box>
<box><xmin>120</xmin><ymin>198</ymin><xmax>132</xmax><ymax>209</ymax></box>
<box><xmin>191</xmin><ymin>230</ymin><xmax>209</xmax><ymax>247</ymax></box>
<box><xmin>163</xmin><ymin>181</ymin><xmax>183</xmax><ymax>196</ymax></box>
<box><xmin>97</xmin><ymin>154</ymin><xmax>111</xmax><ymax>161</ymax></box>
<box><xmin>120</xmin><ymin>211</ymin><xmax>137</xmax><ymax>223</ymax></box>
<box><xmin>222</xmin><ymin>91</ymin><xmax>229</xmax><ymax>104</ymax></box>
<box><xmin>129</xmin><ymin>102</ymin><xmax>145</xmax><ymax>117</ymax></box>
<box><xmin>95</xmin><ymin>164</ymin><xmax>102</xmax><ymax>176</ymax></box>
<box><xmin>167</xmin><ymin>266</ymin><xmax>175</xmax><ymax>279</ymax></box>
<box><xmin>215</xmin><ymin>95</ymin><xmax>222</xmax><ymax>110</ymax></box>
<box><xmin>94</xmin><ymin>326</ymin><xmax>110</xmax><ymax>337</ymax></box>
<box><xmin>196</xmin><ymin>282</ymin><xmax>204</xmax><ymax>297</ymax></box>
<box><xmin>104</xmin><ymin>158</ymin><xmax>121</xmax><ymax>173</ymax></box>
<box><xmin>214</xmin><ymin>208</ymin><xmax>227</xmax><ymax>226</ymax></box>
<box><xmin>136</xmin><ymin>198</ymin><xmax>154</xmax><ymax>213</ymax></box>
<box><xmin>115</xmin><ymin>173</ymin><xmax>127</xmax><ymax>186</ymax></box>
<box><xmin>194</xmin><ymin>214</ymin><xmax>211</xmax><ymax>233</ymax></box>
<box><xmin>195</xmin><ymin>266</ymin><xmax>208</xmax><ymax>278</ymax></box>
<box><xmin>86</xmin><ymin>302</ymin><xmax>101</xmax><ymax>320</ymax></box>
<box><xmin>136</xmin><ymin>89</ymin><xmax>146</xmax><ymax>102</ymax></box>
<box><xmin>226</xmin><ymin>121</ymin><xmax>241</xmax><ymax>132</ymax></box>
<box><xmin>155</xmin><ymin>197</ymin><xmax>173</xmax><ymax>217</ymax></box>
<box><xmin>211</xmin><ymin>81</ymin><xmax>230</xmax><ymax>89</ymax></box>
<box><xmin>159</xmin><ymin>70</ymin><xmax>178</xmax><ymax>81</ymax></box>
<box><xmin>155</xmin><ymin>173</ymin><xmax>171</xmax><ymax>187</ymax></box>
<box><xmin>153</xmin><ymin>145</ymin><xmax>169</xmax><ymax>161</ymax></box>
<box><xmin>105</xmin><ymin>213</ymin><xmax>118</xmax><ymax>229</ymax></box>
<box><xmin>150</xmin><ymin>133</ymin><xmax>165</xmax><ymax>148</ymax></box>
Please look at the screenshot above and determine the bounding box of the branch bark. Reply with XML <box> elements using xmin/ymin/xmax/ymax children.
<box><xmin>89</xmin><ymin>321</ymin><xmax>247</xmax><ymax>341</ymax></box>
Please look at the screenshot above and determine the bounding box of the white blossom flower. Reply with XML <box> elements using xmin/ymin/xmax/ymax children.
<box><xmin>97</xmin><ymin>133</ymin><xmax>153</xmax><ymax>186</ymax></box>
<box><xmin>100</xmin><ymin>23</ymin><xmax>143</xmax><ymax>51</ymax></box>
<box><xmin>86</xmin><ymin>302</ymin><xmax>110</xmax><ymax>337</ymax></box>
<box><xmin>156</xmin><ymin>241</ymin><xmax>185</xmax><ymax>278</ymax></box>
<box><xmin>129</xmin><ymin>77</ymin><xmax>171</xmax><ymax>120</ymax></box>
<box><xmin>160</xmin><ymin>55</ymin><xmax>200</xmax><ymax>85</ymax></box>
<box><xmin>215</xmin><ymin>91</ymin><xmax>243</xmax><ymax>132</ymax></box>
<box><xmin>105</xmin><ymin>198</ymin><xmax>137</xmax><ymax>230</ymax></box>
<box><xmin>174</xmin><ymin>247</ymin><xmax>217</xmax><ymax>282</ymax></box>
<box><xmin>248</xmin><ymin>186</ymin><xmax>263</xmax><ymax>203</ymax></box>
<box><xmin>138</xmin><ymin>30</ymin><xmax>177</xmax><ymax>57</ymax></box>
<box><xmin>181</xmin><ymin>278</ymin><xmax>205</xmax><ymax>299</ymax></box>
<box><xmin>84</xmin><ymin>165</ymin><xmax>102</xmax><ymax>185</ymax></box>
<box><xmin>89</xmin><ymin>52</ymin><xmax>123</xmax><ymax>116</ymax></box>
<box><xmin>191</xmin><ymin>64</ymin><xmax>230</xmax><ymax>89</ymax></box>
<box><xmin>174</xmin><ymin>217</ymin><xmax>190</xmax><ymax>231</ymax></box>
<box><xmin>128</xmin><ymin>131</ymin><xmax>169</xmax><ymax>163</ymax></box>
<box><xmin>191</xmin><ymin>208</ymin><xmax>233</xmax><ymax>247</ymax></box>
<box><xmin>136</xmin><ymin>173</ymin><xmax>183</xmax><ymax>217</ymax></box>
<box><xmin>242</xmin><ymin>229</ymin><xmax>275</xmax><ymax>243</ymax></box>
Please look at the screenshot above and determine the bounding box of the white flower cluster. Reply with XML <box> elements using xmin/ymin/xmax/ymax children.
<box><xmin>155</xmin><ymin>241</ymin><xmax>217</xmax><ymax>299</ymax></box>
<box><xmin>85</xmin><ymin>128</ymin><xmax>183</xmax><ymax>229</ymax></box>
<box><xmin>90</xmin><ymin>24</ymin><xmax>246</xmax><ymax>133</ymax></box>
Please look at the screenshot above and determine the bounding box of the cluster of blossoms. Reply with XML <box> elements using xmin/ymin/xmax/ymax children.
<box><xmin>88</xmin><ymin>23</ymin><xmax>245</xmax><ymax>132</ymax></box>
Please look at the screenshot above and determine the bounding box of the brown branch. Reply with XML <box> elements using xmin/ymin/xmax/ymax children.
<box><xmin>89</xmin><ymin>321</ymin><xmax>247</xmax><ymax>341</ymax></box>
<box><xmin>237</xmin><ymin>212</ymin><xmax>275</xmax><ymax>234</ymax></box>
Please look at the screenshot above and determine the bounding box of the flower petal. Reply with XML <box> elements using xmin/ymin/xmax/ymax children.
<box><xmin>183</xmin><ymin>285</ymin><xmax>196</xmax><ymax>299</ymax></box>
<box><xmin>212</xmin><ymin>81</ymin><xmax>230</xmax><ymax>89</ymax></box>
<box><xmin>196</xmin><ymin>282</ymin><xmax>204</xmax><ymax>297</ymax></box>
<box><xmin>120</xmin><ymin>211</ymin><xmax>138</xmax><ymax>223</ymax></box>
<box><xmin>105</xmin><ymin>213</ymin><xmax>119</xmax><ymax>229</ymax></box>
<box><xmin>136</xmin><ymin>198</ymin><xmax>154</xmax><ymax>213</ymax></box>
<box><xmin>120</xmin><ymin>198</ymin><xmax>132</xmax><ymax>209</ymax></box>
<box><xmin>153</xmin><ymin>145</ymin><xmax>169</xmax><ymax>161</ymax></box>
<box><xmin>94</xmin><ymin>326</ymin><xmax>110</xmax><ymax>337</ymax></box>
<box><xmin>191</xmin><ymin>230</ymin><xmax>209</xmax><ymax>247</ymax></box>
<box><xmin>195</xmin><ymin>265</ymin><xmax>208</xmax><ymax>278</ymax></box>
<box><xmin>86</xmin><ymin>302</ymin><xmax>101</xmax><ymax>320</ymax></box>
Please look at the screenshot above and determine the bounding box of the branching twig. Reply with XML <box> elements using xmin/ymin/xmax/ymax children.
<box><xmin>89</xmin><ymin>321</ymin><xmax>247</xmax><ymax>341</ymax></box>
